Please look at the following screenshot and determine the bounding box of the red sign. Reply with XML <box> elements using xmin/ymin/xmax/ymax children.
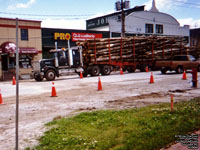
<box><xmin>72</xmin><ymin>32</ymin><xmax>102</xmax><ymax>41</ymax></box>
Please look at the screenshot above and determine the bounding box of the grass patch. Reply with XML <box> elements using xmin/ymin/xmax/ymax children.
<box><xmin>31</xmin><ymin>98</ymin><xmax>200</xmax><ymax>150</ymax></box>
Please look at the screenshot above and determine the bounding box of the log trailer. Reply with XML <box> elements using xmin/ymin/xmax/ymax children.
<box><xmin>32</xmin><ymin>36</ymin><xmax>189</xmax><ymax>81</ymax></box>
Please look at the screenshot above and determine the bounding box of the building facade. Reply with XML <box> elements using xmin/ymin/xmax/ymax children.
<box><xmin>86</xmin><ymin>5</ymin><xmax>145</xmax><ymax>31</ymax></box>
<box><xmin>0</xmin><ymin>18</ymin><xmax>42</xmax><ymax>80</ymax></box>
<box><xmin>42</xmin><ymin>28</ymin><xmax>110</xmax><ymax>58</ymax></box>
<box><xmin>87</xmin><ymin>0</ymin><xmax>189</xmax><ymax>40</ymax></box>
<box><xmin>190</xmin><ymin>28</ymin><xmax>200</xmax><ymax>48</ymax></box>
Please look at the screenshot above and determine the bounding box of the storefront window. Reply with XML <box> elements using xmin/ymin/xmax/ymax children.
<box><xmin>8</xmin><ymin>55</ymin><xmax>15</xmax><ymax>69</ymax></box>
<box><xmin>19</xmin><ymin>55</ymin><xmax>32</xmax><ymax>68</ymax></box>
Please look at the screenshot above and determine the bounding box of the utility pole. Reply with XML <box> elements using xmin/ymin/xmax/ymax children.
<box><xmin>121</xmin><ymin>0</ymin><xmax>125</xmax><ymax>37</ymax></box>
<box><xmin>15</xmin><ymin>18</ymin><xmax>19</xmax><ymax>150</ymax></box>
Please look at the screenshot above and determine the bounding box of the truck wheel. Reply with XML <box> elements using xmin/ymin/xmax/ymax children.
<box><xmin>161</xmin><ymin>69</ymin><xmax>167</xmax><ymax>74</ymax></box>
<box><xmin>83</xmin><ymin>72</ymin><xmax>88</xmax><ymax>77</ymax></box>
<box><xmin>176</xmin><ymin>66</ymin><xmax>183</xmax><ymax>74</ymax></box>
<box><xmin>91</xmin><ymin>66</ymin><xmax>100</xmax><ymax>76</ymax></box>
<box><xmin>122</xmin><ymin>68</ymin><xmax>127</xmax><ymax>72</ymax></box>
<box><xmin>34</xmin><ymin>73</ymin><xmax>44</xmax><ymax>82</ymax></box>
<box><xmin>45</xmin><ymin>69</ymin><xmax>56</xmax><ymax>81</ymax></box>
<box><xmin>127</xmin><ymin>67</ymin><xmax>136</xmax><ymax>73</ymax></box>
<box><xmin>101</xmin><ymin>65</ymin><xmax>111</xmax><ymax>75</ymax></box>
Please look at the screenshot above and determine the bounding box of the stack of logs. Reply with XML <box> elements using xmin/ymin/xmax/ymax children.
<box><xmin>77</xmin><ymin>36</ymin><xmax>191</xmax><ymax>65</ymax></box>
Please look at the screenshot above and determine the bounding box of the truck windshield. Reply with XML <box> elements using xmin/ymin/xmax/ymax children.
<box><xmin>189</xmin><ymin>55</ymin><xmax>196</xmax><ymax>61</ymax></box>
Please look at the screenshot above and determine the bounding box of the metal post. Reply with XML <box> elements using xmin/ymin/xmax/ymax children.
<box><xmin>192</xmin><ymin>68</ymin><xmax>198</xmax><ymax>88</ymax></box>
<box><xmin>55</xmin><ymin>41</ymin><xmax>58</xmax><ymax>50</ymax></box>
<box><xmin>133</xmin><ymin>39</ymin><xmax>135</xmax><ymax>59</ymax></box>
<box><xmin>67</xmin><ymin>40</ymin><xmax>71</xmax><ymax>49</ymax></box>
<box><xmin>110</xmin><ymin>31</ymin><xmax>112</xmax><ymax>38</ymax></box>
<box><xmin>120</xmin><ymin>38</ymin><xmax>123</xmax><ymax>62</ymax></box>
<box><xmin>108</xmin><ymin>38</ymin><xmax>111</xmax><ymax>63</ymax></box>
<box><xmin>162</xmin><ymin>40</ymin><xmax>165</xmax><ymax>58</ymax></box>
<box><xmin>94</xmin><ymin>39</ymin><xmax>97</xmax><ymax>64</ymax></box>
<box><xmin>15</xmin><ymin>18</ymin><xmax>19</xmax><ymax>150</ymax></box>
<box><xmin>152</xmin><ymin>41</ymin><xmax>154</xmax><ymax>62</ymax></box>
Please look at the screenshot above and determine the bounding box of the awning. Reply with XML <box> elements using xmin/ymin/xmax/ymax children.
<box><xmin>19</xmin><ymin>47</ymin><xmax>38</xmax><ymax>54</ymax></box>
<box><xmin>0</xmin><ymin>42</ymin><xmax>38</xmax><ymax>54</ymax></box>
<box><xmin>1</xmin><ymin>42</ymin><xmax>16</xmax><ymax>53</ymax></box>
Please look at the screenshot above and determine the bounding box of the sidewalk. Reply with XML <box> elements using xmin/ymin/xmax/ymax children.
<box><xmin>164</xmin><ymin>130</ymin><xmax>200</xmax><ymax>150</ymax></box>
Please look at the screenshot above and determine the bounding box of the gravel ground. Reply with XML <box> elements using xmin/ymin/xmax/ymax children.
<box><xmin>0</xmin><ymin>71</ymin><xmax>200</xmax><ymax>150</ymax></box>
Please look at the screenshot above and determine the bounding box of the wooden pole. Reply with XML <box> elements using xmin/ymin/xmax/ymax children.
<box><xmin>121</xmin><ymin>0</ymin><xmax>125</xmax><ymax>37</ymax></box>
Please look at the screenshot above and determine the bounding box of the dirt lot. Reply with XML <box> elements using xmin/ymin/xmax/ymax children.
<box><xmin>0</xmin><ymin>71</ymin><xmax>200</xmax><ymax>150</ymax></box>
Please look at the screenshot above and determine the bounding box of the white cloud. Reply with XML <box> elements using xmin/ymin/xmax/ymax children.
<box><xmin>41</xmin><ymin>19</ymin><xmax>86</xmax><ymax>30</ymax></box>
<box><xmin>178</xmin><ymin>18</ymin><xmax>200</xmax><ymax>29</ymax></box>
<box><xmin>8</xmin><ymin>0</ymin><xmax>36</xmax><ymax>9</ymax></box>
<box><xmin>41</xmin><ymin>11</ymin><xmax>113</xmax><ymax>30</ymax></box>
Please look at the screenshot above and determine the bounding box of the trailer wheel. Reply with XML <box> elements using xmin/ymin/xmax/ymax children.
<box><xmin>101</xmin><ymin>65</ymin><xmax>111</xmax><ymax>75</ymax></box>
<box><xmin>91</xmin><ymin>66</ymin><xmax>100</xmax><ymax>76</ymax></box>
<box><xmin>127</xmin><ymin>67</ymin><xmax>136</xmax><ymax>73</ymax></box>
<box><xmin>34</xmin><ymin>73</ymin><xmax>44</xmax><ymax>82</ymax></box>
<box><xmin>45</xmin><ymin>69</ymin><xmax>56</xmax><ymax>81</ymax></box>
<box><xmin>161</xmin><ymin>68</ymin><xmax>167</xmax><ymax>74</ymax></box>
<box><xmin>176</xmin><ymin>66</ymin><xmax>183</xmax><ymax>74</ymax></box>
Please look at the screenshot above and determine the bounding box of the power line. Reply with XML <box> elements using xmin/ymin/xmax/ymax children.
<box><xmin>0</xmin><ymin>11</ymin><xmax>93</xmax><ymax>17</ymax></box>
<box><xmin>174</xmin><ymin>0</ymin><xmax>200</xmax><ymax>7</ymax></box>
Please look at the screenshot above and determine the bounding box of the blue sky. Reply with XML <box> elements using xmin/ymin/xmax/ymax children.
<box><xmin>0</xmin><ymin>0</ymin><xmax>200</xmax><ymax>29</ymax></box>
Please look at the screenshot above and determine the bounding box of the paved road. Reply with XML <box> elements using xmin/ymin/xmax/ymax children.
<box><xmin>0</xmin><ymin>71</ymin><xmax>199</xmax><ymax>150</ymax></box>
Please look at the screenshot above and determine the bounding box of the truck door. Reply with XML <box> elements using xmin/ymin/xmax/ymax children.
<box><xmin>58</xmin><ymin>51</ymin><xmax>68</xmax><ymax>66</ymax></box>
<box><xmin>181</xmin><ymin>56</ymin><xmax>190</xmax><ymax>69</ymax></box>
<box><xmin>72</xmin><ymin>49</ymin><xmax>80</xmax><ymax>67</ymax></box>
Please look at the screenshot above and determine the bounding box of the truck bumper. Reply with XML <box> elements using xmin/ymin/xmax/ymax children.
<box><xmin>75</xmin><ymin>68</ymin><xmax>84</xmax><ymax>73</ymax></box>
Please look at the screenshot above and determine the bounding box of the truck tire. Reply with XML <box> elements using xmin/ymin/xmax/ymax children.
<box><xmin>45</xmin><ymin>69</ymin><xmax>56</xmax><ymax>81</ymax></box>
<box><xmin>83</xmin><ymin>72</ymin><xmax>88</xmax><ymax>77</ymax></box>
<box><xmin>34</xmin><ymin>73</ymin><xmax>44</xmax><ymax>82</ymax></box>
<box><xmin>176</xmin><ymin>66</ymin><xmax>183</xmax><ymax>74</ymax></box>
<box><xmin>161</xmin><ymin>68</ymin><xmax>167</xmax><ymax>74</ymax></box>
<box><xmin>91</xmin><ymin>66</ymin><xmax>100</xmax><ymax>76</ymax></box>
<box><xmin>101</xmin><ymin>65</ymin><xmax>111</xmax><ymax>75</ymax></box>
<box><xmin>127</xmin><ymin>67</ymin><xmax>136</xmax><ymax>73</ymax></box>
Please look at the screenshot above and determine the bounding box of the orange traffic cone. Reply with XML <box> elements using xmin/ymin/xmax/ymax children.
<box><xmin>12</xmin><ymin>76</ymin><xmax>16</xmax><ymax>85</ymax></box>
<box><xmin>146</xmin><ymin>66</ymin><xmax>149</xmax><ymax>72</ymax></box>
<box><xmin>0</xmin><ymin>89</ymin><xmax>4</xmax><ymax>105</ymax></box>
<box><xmin>120</xmin><ymin>68</ymin><xmax>123</xmax><ymax>75</ymax></box>
<box><xmin>51</xmin><ymin>82</ymin><xmax>57</xmax><ymax>97</ymax></box>
<box><xmin>149</xmin><ymin>72</ymin><xmax>154</xmax><ymax>84</ymax></box>
<box><xmin>98</xmin><ymin>77</ymin><xmax>102</xmax><ymax>91</ymax></box>
<box><xmin>80</xmin><ymin>71</ymin><xmax>83</xmax><ymax>79</ymax></box>
<box><xmin>182</xmin><ymin>70</ymin><xmax>187</xmax><ymax>80</ymax></box>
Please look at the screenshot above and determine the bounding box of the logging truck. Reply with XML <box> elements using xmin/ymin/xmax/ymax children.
<box><xmin>32</xmin><ymin>36</ymin><xmax>189</xmax><ymax>81</ymax></box>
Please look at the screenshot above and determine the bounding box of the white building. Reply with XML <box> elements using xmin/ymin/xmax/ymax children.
<box><xmin>87</xmin><ymin>0</ymin><xmax>189</xmax><ymax>38</ymax></box>
<box><xmin>109</xmin><ymin>0</ymin><xmax>189</xmax><ymax>37</ymax></box>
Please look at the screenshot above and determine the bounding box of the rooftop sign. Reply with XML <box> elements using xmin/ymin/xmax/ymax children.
<box><xmin>86</xmin><ymin>6</ymin><xmax>144</xmax><ymax>30</ymax></box>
